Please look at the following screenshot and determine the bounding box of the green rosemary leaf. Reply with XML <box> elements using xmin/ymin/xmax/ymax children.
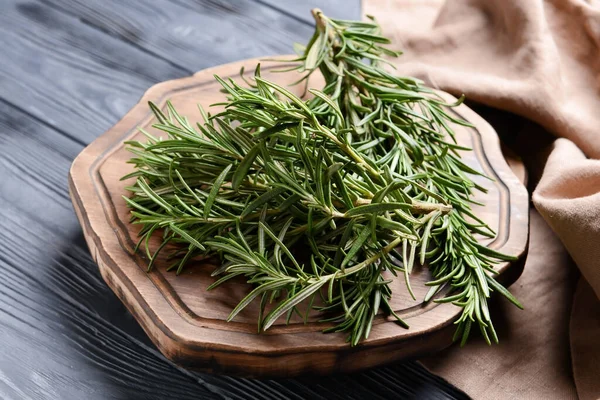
<box><xmin>262</xmin><ymin>278</ymin><xmax>329</xmax><ymax>331</ymax></box>
<box><xmin>420</xmin><ymin>210</ymin><xmax>441</xmax><ymax>265</ymax></box>
<box><xmin>474</xmin><ymin>243</ymin><xmax>519</xmax><ymax>261</ymax></box>
<box><xmin>241</xmin><ymin>187</ymin><xmax>286</xmax><ymax>218</ymax></box>
<box><xmin>259</xmin><ymin>220</ymin><xmax>301</xmax><ymax>272</ymax></box>
<box><xmin>148</xmin><ymin>101</ymin><xmax>168</xmax><ymax>125</ymax></box>
<box><xmin>305</xmin><ymin>31</ymin><xmax>325</xmax><ymax>71</ymax></box>
<box><xmin>309</xmin><ymin>88</ymin><xmax>344</xmax><ymax>122</ymax></box>
<box><xmin>487</xmin><ymin>275</ymin><xmax>524</xmax><ymax>309</ymax></box>
<box><xmin>232</xmin><ymin>142</ymin><xmax>261</xmax><ymax>190</ymax></box>
<box><xmin>204</xmin><ymin>164</ymin><xmax>232</xmax><ymax>219</ymax></box>
<box><xmin>341</xmin><ymin>224</ymin><xmax>371</xmax><ymax>269</ymax></box>
<box><xmin>168</xmin><ymin>223</ymin><xmax>206</xmax><ymax>251</ymax></box>
<box><xmin>254</xmin><ymin>122</ymin><xmax>297</xmax><ymax>140</ymax></box>
<box><xmin>227</xmin><ymin>278</ymin><xmax>293</xmax><ymax>322</ymax></box>
<box><xmin>206</xmin><ymin>271</ymin><xmax>246</xmax><ymax>291</ymax></box>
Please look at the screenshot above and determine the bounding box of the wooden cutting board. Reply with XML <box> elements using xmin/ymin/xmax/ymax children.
<box><xmin>68</xmin><ymin>57</ymin><xmax>529</xmax><ymax>378</ymax></box>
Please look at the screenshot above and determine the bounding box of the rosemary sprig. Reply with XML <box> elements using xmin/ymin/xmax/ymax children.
<box><xmin>122</xmin><ymin>10</ymin><xmax>522</xmax><ymax>346</ymax></box>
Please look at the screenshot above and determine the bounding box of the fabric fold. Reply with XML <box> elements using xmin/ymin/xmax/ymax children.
<box><xmin>363</xmin><ymin>0</ymin><xmax>600</xmax><ymax>398</ymax></box>
<box><xmin>533</xmin><ymin>139</ymin><xmax>600</xmax><ymax>299</ymax></box>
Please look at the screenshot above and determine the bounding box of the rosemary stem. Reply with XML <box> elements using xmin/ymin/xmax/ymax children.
<box><xmin>316</xmin><ymin>123</ymin><xmax>381</xmax><ymax>179</ymax></box>
<box><xmin>411</xmin><ymin>201</ymin><xmax>452</xmax><ymax>214</ymax></box>
<box><xmin>339</xmin><ymin>237</ymin><xmax>404</xmax><ymax>277</ymax></box>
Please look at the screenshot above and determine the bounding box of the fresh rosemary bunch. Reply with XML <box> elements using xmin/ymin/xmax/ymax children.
<box><xmin>122</xmin><ymin>10</ymin><xmax>522</xmax><ymax>346</ymax></box>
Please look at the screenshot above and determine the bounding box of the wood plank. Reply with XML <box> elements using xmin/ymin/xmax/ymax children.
<box><xmin>42</xmin><ymin>0</ymin><xmax>313</xmax><ymax>71</ymax></box>
<box><xmin>0</xmin><ymin>0</ymin><xmax>313</xmax><ymax>143</ymax></box>
<box><xmin>0</xmin><ymin>2</ymin><xmax>189</xmax><ymax>144</ymax></box>
<box><xmin>0</xmin><ymin>101</ymin><xmax>233</xmax><ymax>399</ymax></box>
<box><xmin>256</xmin><ymin>0</ymin><xmax>360</xmax><ymax>24</ymax></box>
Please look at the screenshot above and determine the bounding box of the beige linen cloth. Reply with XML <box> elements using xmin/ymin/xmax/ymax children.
<box><xmin>362</xmin><ymin>0</ymin><xmax>600</xmax><ymax>398</ymax></box>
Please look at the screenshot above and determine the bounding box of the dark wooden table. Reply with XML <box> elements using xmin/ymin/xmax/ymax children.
<box><xmin>0</xmin><ymin>1</ymin><xmax>468</xmax><ymax>398</ymax></box>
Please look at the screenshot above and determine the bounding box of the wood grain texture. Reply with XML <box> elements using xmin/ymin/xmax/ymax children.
<box><xmin>0</xmin><ymin>101</ymin><xmax>226</xmax><ymax>399</ymax></box>
<box><xmin>69</xmin><ymin>57</ymin><xmax>529</xmax><ymax>378</ymax></box>
<box><xmin>255</xmin><ymin>0</ymin><xmax>359</xmax><ymax>24</ymax></box>
<box><xmin>0</xmin><ymin>1</ymin><xmax>188</xmax><ymax>144</ymax></box>
<box><xmin>41</xmin><ymin>0</ymin><xmax>313</xmax><ymax>71</ymax></box>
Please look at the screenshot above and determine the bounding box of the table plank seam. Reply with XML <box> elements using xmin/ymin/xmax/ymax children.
<box><xmin>39</xmin><ymin>0</ymin><xmax>194</xmax><ymax>76</ymax></box>
<box><xmin>0</xmin><ymin>97</ymin><xmax>88</xmax><ymax>148</ymax></box>
<box><xmin>248</xmin><ymin>0</ymin><xmax>314</xmax><ymax>27</ymax></box>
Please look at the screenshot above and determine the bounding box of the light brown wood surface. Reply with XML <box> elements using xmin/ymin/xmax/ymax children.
<box><xmin>69</xmin><ymin>57</ymin><xmax>529</xmax><ymax>378</ymax></box>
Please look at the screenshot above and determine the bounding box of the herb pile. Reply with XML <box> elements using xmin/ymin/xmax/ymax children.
<box><xmin>122</xmin><ymin>9</ymin><xmax>522</xmax><ymax>346</ymax></box>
